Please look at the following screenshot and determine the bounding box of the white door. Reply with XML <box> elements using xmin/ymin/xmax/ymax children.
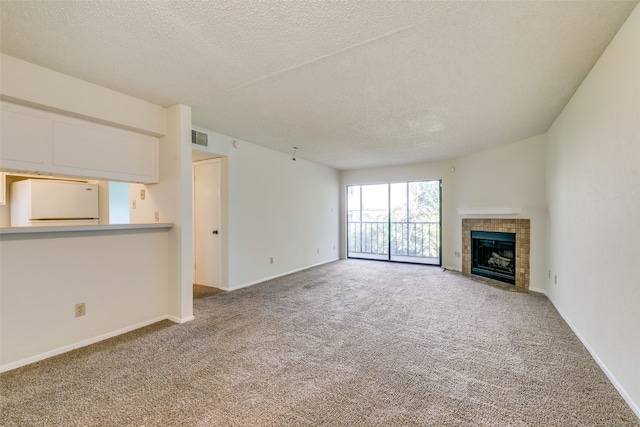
<box><xmin>193</xmin><ymin>159</ymin><xmax>221</xmax><ymax>288</ymax></box>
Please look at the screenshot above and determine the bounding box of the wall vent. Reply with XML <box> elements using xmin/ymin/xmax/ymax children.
<box><xmin>192</xmin><ymin>130</ymin><xmax>208</xmax><ymax>147</ymax></box>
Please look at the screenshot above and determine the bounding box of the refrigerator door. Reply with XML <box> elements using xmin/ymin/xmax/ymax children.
<box><xmin>29</xmin><ymin>180</ymin><xmax>99</xmax><ymax>220</ymax></box>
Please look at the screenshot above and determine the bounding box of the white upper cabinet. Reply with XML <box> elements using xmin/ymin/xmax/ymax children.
<box><xmin>50</xmin><ymin>114</ymin><xmax>159</xmax><ymax>182</ymax></box>
<box><xmin>0</xmin><ymin>103</ymin><xmax>49</xmax><ymax>167</ymax></box>
<box><xmin>0</xmin><ymin>101</ymin><xmax>159</xmax><ymax>183</ymax></box>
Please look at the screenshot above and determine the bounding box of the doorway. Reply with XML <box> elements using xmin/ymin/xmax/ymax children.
<box><xmin>193</xmin><ymin>159</ymin><xmax>221</xmax><ymax>288</ymax></box>
<box><xmin>347</xmin><ymin>181</ymin><xmax>441</xmax><ymax>265</ymax></box>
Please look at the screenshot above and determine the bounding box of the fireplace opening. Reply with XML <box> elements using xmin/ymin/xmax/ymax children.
<box><xmin>471</xmin><ymin>230</ymin><xmax>516</xmax><ymax>285</ymax></box>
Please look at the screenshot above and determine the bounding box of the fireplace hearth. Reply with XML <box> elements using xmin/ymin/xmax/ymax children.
<box><xmin>471</xmin><ymin>231</ymin><xmax>516</xmax><ymax>284</ymax></box>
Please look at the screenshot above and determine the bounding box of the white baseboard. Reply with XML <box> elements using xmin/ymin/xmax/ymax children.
<box><xmin>227</xmin><ymin>258</ymin><xmax>340</xmax><ymax>291</ymax></box>
<box><xmin>0</xmin><ymin>315</ymin><xmax>170</xmax><ymax>373</ymax></box>
<box><xmin>528</xmin><ymin>286</ymin><xmax>546</xmax><ymax>294</ymax></box>
<box><xmin>167</xmin><ymin>314</ymin><xmax>194</xmax><ymax>324</ymax></box>
<box><xmin>442</xmin><ymin>265</ymin><xmax>462</xmax><ymax>272</ymax></box>
<box><xmin>547</xmin><ymin>295</ymin><xmax>640</xmax><ymax>419</ymax></box>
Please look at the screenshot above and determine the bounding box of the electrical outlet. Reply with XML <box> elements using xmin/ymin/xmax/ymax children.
<box><xmin>317</xmin><ymin>248</ymin><xmax>320</xmax><ymax>254</ymax></box>
<box><xmin>154</xmin><ymin>211</ymin><xmax>159</xmax><ymax>222</ymax></box>
<box><xmin>140</xmin><ymin>189</ymin><xmax>146</xmax><ymax>200</ymax></box>
<box><xmin>454</xmin><ymin>251</ymin><xmax>461</xmax><ymax>258</ymax></box>
<box><xmin>270</xmin><ymin>257</ymin><xmax>274</xmax><ymax>264</ymax></box>
<box><xmin>75</xmin><ymin>303</ymin><xmax>86</xmax><ymax>317</ymax></box>
<box><xmin>548</xmin><ymin>270</ymin><xmax>551</xmax><ymax>279</ymax></box>
<box><xmin>554</xmin><ymin>275</ymin><xmax>558</xmax><ymax>285</ymax></box>
<box><xmin>132</xmin><ymin>199</ymin><xmax>137</xmax><ymax>209</ymax></box>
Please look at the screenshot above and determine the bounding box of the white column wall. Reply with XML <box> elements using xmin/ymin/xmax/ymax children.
<box><xmin>154</xmin><ymin>105</ymin><xmax>193</xmax><ymax>321</ymax></box>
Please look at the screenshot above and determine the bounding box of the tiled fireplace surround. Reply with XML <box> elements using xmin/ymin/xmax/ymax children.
<box><xmin>462</xmin><ymin>218</ymin><xmax>530</xmax><ymax>290</ymax></box>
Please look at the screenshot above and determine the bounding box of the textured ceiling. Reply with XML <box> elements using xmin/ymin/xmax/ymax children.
<box><xmin>1</xmin><ymin>1</ymin><xmax>637</xmax><ymax>170</ymax></box>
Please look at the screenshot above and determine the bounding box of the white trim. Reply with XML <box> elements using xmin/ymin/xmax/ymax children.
<box><xmin>390</xmin><ymin>255</ymin><xmax>439</xmax><ymax>264</ymax></box>
<box><xmin>457</xmin><ymin>207</ymin><xmax>522</xmax><ymax>215</ymax></box>
<box><xmin>167</xmin><ymin>315</ymin><xmax>194</xmax><ymax>324</ymax></box>
<box><xmin>348</xmin><ymin>252</ymin><xmax>388</xmax><ymax>261</ymax></box>
<box><xmin>227</xmin><ymin>258</ymin><xmax>340</xmax><ymax>291</ymax></box>
<box><xmin>0</xmin><ymin>315</ymin><xmax>170</xmax><ymax>373</ymax></box>
<box><xmin>442</xmin><ymin>265</ymin><xmax>462</xmax><ymax>272</ymax></box>
<box><xmin>528</xmin><ymin>286</ymin><xmax>546</xmax><ymax>294</ymax></box>
<box><xmin>547</xmin><ymin>295</ymin><xmax>640</xmax><ymax>419</ymax></box>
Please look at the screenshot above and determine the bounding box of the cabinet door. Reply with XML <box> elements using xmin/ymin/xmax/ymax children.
<box><xmin>52</xmin><ymin>117</ymin><xmax>159</xmax><ymax>183</ymax></box>
<box><xmin>0</xmin><ymin>102</ymin><xmax>49</xmax><ymax>170</ymax></box>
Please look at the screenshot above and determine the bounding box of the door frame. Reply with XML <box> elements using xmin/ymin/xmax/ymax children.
<box><xmin>192</xmin><ymin>158</ymin><xmax>222</xmax><ymax>288</ymax></box>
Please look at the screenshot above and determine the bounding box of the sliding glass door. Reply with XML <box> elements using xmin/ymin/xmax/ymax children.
<box><xmin>347</xmin><ymin>181</ymin><xmax>441</xmax><ymax>265</ymax></box>
<box><xmin>346</xmin><ymin>184</ymin><xmax>389</xmax><ymax>260</ymax></box>
<box><xmin>389</xmin><ymin>181</ymin><xmax>441</xmax><ymax>264</ymax></box>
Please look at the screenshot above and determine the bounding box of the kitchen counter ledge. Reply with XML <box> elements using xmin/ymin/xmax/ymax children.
<box><xmin>0</xmin><ymin>223</ymin><xmax>173</xmax><ymax>235</ymax></box>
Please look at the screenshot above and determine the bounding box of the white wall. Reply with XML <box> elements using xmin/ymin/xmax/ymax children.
<box><xmin>0</xmin><ymin>230</ymin><xmax>169</xmax><ymax>369</ymax></box>
<box><xmin>546</xmin><ymin>4</ymin><xmax>640</xmax><ymax>416</ymax></box>
<box><xmin>129</xmin><ymin>182</ymin><xmax>158</xmax><ymax>223</ymax></box>
<box><xmin>228</xmin><ymin>142</ymin><xmax>339</xmax><ymax>289</ymax></box>
<box><xmin>189</xmin><ymin>127</ymin><xmax>340</xmax><ymax>290</ymax></box>
<box><xmin>453</xmin><ymin>134</ymin><xmax>547</xmax><ymax>292</ymax></box>
<box><xmin>339</xmin><ymin>134</ymin><xmax>547</xmax><ymax>291</ymax></box>
<box><xmin>0</xmin><ymin>54</ymin><xmax>166</xmax><ymax>136</ymax></box>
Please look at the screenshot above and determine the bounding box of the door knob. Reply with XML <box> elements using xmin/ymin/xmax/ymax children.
<box><xmin>212</xmin><ymin>230</ymin><xmax>219</xmax><ymax>234</ymax></box>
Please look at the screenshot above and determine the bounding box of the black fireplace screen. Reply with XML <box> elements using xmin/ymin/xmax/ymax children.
<box><xmin>471</xmin><ymin>231</ymin><xmax>516</xmax><ymax>285</ymax></box>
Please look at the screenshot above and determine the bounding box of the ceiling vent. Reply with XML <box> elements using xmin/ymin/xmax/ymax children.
<box><xmin>192</xmin><ymin>130</ymin><xmax>208</xmax><ymax>147</ymax></box>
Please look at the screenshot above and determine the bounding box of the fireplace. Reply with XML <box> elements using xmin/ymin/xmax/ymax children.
<box><xmin>462</xmin><ymin>218</ymin><xmax>530</xmax><ymax>290</ymax></box>
<box><xmin>471</xmin><ymin>231</ymin><xmax>516</xmax><ymax>285</ymax></box>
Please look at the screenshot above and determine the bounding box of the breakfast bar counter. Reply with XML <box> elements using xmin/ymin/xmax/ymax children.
<box><xmin>0</xmin><ymin>223</ymin><xmax>173</xmax><ymax>236</ymax></box>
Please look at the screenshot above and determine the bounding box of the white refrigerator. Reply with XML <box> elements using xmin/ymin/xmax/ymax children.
<box><xmin>10</xmin><ymin>179</ymin><xmax>99</xmax><ymax>226</ymax></box>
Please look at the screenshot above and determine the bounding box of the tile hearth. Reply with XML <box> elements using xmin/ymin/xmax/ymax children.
<box><xmin>462</xmin><ymin>218</ymin><xmax>530</xmax><ymax>290</ymax></box>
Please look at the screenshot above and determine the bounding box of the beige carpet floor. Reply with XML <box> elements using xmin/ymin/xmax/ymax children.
<box><xmin>1</xmin><ymin>260</ymin><xmax>638</xmax><ymax>426</ymax></box>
